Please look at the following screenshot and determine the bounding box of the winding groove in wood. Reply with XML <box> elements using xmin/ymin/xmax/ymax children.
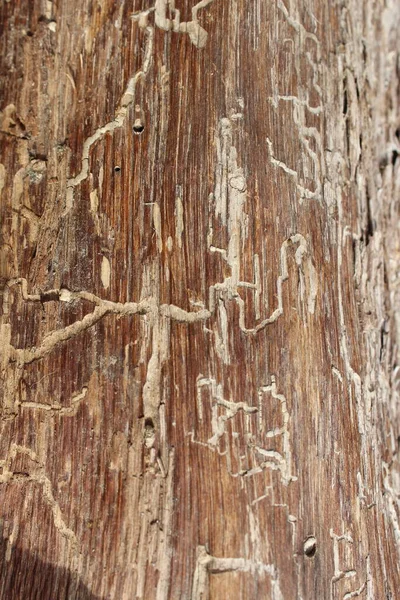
<box><xmin>1</xmin><ymin>1</ymin><xmax>400</xmax><ymax>598</ymax></box>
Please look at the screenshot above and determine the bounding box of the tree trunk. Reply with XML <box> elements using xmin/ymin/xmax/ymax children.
<box><xmin>1</xmin><ymin>0</ymin><xmax>399</xmax><ymax>598</ymax></box>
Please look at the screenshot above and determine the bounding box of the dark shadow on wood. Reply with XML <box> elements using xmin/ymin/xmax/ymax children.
<box><xmin>0</xmin><ymin>536</ymin><xmax>103</xmax><ymax>600</ymax></box>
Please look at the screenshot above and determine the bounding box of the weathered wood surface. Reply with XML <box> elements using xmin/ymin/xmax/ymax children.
<box><xmin>1</xmin><ymin>0</ymin><xmax>400</xmax><ymax>598</ymax></box>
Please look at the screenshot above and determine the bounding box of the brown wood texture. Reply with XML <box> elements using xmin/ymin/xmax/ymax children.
<box><xmin>1</xmin><ymin>1</ymin><xmax>400</xmax><ymax>598</ymax></box>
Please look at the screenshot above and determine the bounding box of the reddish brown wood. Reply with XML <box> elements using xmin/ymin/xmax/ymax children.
<box><xmin>1</xmin><ymin>1</ymin><xmax>400</xmax><ymax>598</ymax></box>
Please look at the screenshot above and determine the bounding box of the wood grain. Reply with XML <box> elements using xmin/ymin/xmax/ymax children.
<box><xmin>1</xmin><ymin>0</ymin><xmax>400</xmax><ymax>598</ymax></box>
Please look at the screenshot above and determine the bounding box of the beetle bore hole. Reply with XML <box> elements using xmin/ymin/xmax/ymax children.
<box><xmin>114</xmin><ymin>166</ymin><xmax>121</xmax><ymax>173</ymax></box>
<box><xmin>133</xmin><ymin>124</ymin><xmax>145</xmax><ymax>135</ymax></box>
<box><xmin>143</xmin><ymin>418</ymin><xmax>155</xmax><ymax>448</ymax></box>
<box><xmin>144</xmin><ymin>418</ymin><xmax>154</xmax><ymax>431</ymax></box>
<box><xmin>303</xmin><ymin>536</ymin><xmax>317</xmax><ymax>558</ymax></box>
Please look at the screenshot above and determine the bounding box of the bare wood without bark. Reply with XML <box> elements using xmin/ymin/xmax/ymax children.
<box><xmin>1</xmin><ymin>1</ymin><xmax>400</xmax><ymax>598</ymax></box>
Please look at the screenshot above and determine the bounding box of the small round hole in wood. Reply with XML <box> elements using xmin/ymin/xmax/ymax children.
<box><xmin>144</xmin><ymin>418</ymin><xmax>154</xmax><ymax>431</ymax></box>
<box><xmin>143</xmin><ymin>417</ymin><xmax>155</xmax><ymax>448</ymax></box>
<box><xmin>303</xmin><ymin>536</ymin><xmax>317</xmax><ymax>558</ymax></box>
<box><xmin>133</xmin><ymin>123</ymin><xmax>145</xmax><ymax>135</ymax></box>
